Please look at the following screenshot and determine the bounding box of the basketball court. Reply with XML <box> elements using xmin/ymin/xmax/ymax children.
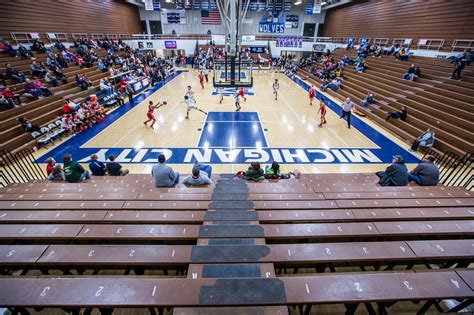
<box><xmin>34</xmin><ymin>69</ymin><xmax>421</xmax><ymax>174</ymax></box>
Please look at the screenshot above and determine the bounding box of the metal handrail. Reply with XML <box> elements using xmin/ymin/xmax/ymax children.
<box><xmin>0</xmin><ymin>149</ymin><xmax>46</xmax><ymax>187</ymax></box>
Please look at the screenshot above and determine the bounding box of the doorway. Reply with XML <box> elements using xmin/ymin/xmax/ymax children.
<box><xmin>303</xmin><ymin>23</ymin><xmax>316</xmax><ymax>37</ymax></box>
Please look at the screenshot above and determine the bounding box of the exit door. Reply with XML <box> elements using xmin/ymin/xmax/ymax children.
<box><xmin>303</xmin><ymin>23</ymin><xmax>316</xmax><ymax>37</ymax></box>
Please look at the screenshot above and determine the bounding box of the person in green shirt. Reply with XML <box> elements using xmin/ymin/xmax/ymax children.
<box><xmin>62</xmin><ymin>154</ymin><xmax>90</xmax><ymax>183</ymax></box>
<box><xmin>245</xmin><ymin>162</ymin><xmax>265</xmax><ymax>181</ymax></box>
<box><xmin>265</xmin><ymin>162</ymin><xmax>281</xmax><ymax>179</ymax></box>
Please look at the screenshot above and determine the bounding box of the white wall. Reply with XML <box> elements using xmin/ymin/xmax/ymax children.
<box><xmin>138</xmin><ymin>6</ymin><xmax>326</xmax><ymax>36</ymax></box>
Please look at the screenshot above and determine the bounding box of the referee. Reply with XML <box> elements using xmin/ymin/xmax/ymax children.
<box><xmin>340</xmin><ymin>97</ymin><xmax>355</xmax><ymax>129</ymax></box>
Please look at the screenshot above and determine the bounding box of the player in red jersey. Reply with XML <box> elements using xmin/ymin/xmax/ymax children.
<box><xmin>144</xmin><ymin>100</ymin><xmax>166</xmax><ymax>128</ymax></box>
<box><xmin>309</xmin><ymin>85</ymin><xmax>315</xmax><ymax>106</ymax></box>
<box><xmin>239</xmin><ymin>87</ymin><xmax>247</xmax><ymax>102</ymax></box>
<box><xmin>198</xmin><ymin>71</ymin><xmax>205</xmax><ymax>89</ymax></box>
<box><xmin>317</xmin><ymin>97</ymin><xmax>327</xmax><ymax>127</ymax></box>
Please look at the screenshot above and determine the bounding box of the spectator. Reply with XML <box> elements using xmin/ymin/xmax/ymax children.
<box><xmin>76</xmin><ymin>74</ymin><xmax>90</xmax><ymax>90</ymax></box>
<box><xmin>23</xmin><ymin>79</ymin><xmax>42</xmax><ymax>99</ymax></box>
<box><xmin>403</xmin><ymin>64</ymin><xmax>420</xmax><ymax>81</ymax></box>
<box><xmin>183</xmin><ymin>165</ymin><xmax>212</xmax><ymax>185</ymax></box>
<box><xmin>6</xmin><ymin>64</ymin><xmax>26</xmax><ymax>83</ymax></box>
<box><xmin>33</xmin><ymin>79</ymin><xmax>53</xmax><ymax>97</ymax></box>
<box><xmin>355</xmin><ymin>59</ymin><xmax>367</xmax><ymax>73</ymax></box>
<box><xmin>62</xmin><ymin>98</ymin><xmax>80</xmax><ymax>113</ymax></box>
<box><xmin>45</xmin><ymin>157</ymin><xmax>56</xmax><ymax>176</ymax></box>
<box><xmin>245</xmin><ymin>162</ymin><xmax>264</xmax><ymax>180</ymax></box>
<box><xmin>18</xmin><ymin>117</ymin><xmax>41</xmax><ymax>133</ymax></box>
<box><xmin>30</xmin><ymin>61</ymin><xmax>47</xmax><ymax>77</ymax></box>
<box><xmin>48</xmin><ymin>164</ymin><xmax>65</xmax><ymax>181</ymax></box>
<box><xmin>18</xmin><ymin>44</ymin><xmax>33</xmax><ymax>59</ymax></box>
<box><xmin>53</xmin><ymin>67</ymin><xmax>68</xmax><ymax>84</ymax></box>
<box><xmin>88</xmin><ymin>154</ymin><xmax>107</xmax><ymax>176</ymax></box>
<box><xmin>265</xmin><ymin>162</ymin><xmax>281</xmax><ymax>179</ymax></box>
<box><xmin>360</xmin><ymin>92</ymin><xmax>374</xmax><ymax>108</ymax></box>
<box><xmin>3</xmin><ymin>41</ymin><xmax>17</xmax><ymax>57</ymax></box>
<box><xmin>410</xmin><ymin>128</ymin><xmax>435</xmax><ymax>152</ymax></box>
<box><xmin>376</xmin><ymin>155</ymin><xmax>408</xmax><ymax>186</ymax></box>
<box><xmin>408</xmin><ymin>155</ymin><xmax>440</xmax><ymax>186</ymax></box>
<box><xmin>451</xmin><ymin>50</ymin><xmax>468</xmax><ymax>80</ymax></box>
<box><xmin>62</xmin><ymin>154</ymin><xmax>90</xmax><ymax>182</ymax></box>
<box><xmin>386</xmin><ymin>106</ymin><xmax>408</xmax><ymax>121</ymax></box>
<box><xmin>100</xmin><ymin>79</ymin><xmax>114</xmax><ymax>94</ymax></box>
<box><xmin>340</xmin><ymin>97</ymin><xmax>354</xmax><ymax>129</ymax></box>
<box><xmin>1</xmin><ymin>87</ymin><xmax>21</xmax><ymax>106</ymax></box>
<box><xmin>194</xmin><ymin>162</ymin><xmax>212</xmax><ymax>178</ymax></box>
<box><xmin>0</xmin><ymin>94</ymin><xmax>15</xmax><ymax>110</ymax></box>
<box><xmin>45</xmin><ymin>70</ymin><xmax>59</xmax><ymax>87</ymax></box>
<box><xmin>151</xmin><ymin>154</ymin><xmax>179</xmax><ymax>187</ymax></box>
<box><xmin>106</xmin><ymin>155</ymin><xmax>129</xmax><ymax>176</ymax></box>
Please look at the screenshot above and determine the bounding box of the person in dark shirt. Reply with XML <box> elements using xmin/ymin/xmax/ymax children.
<box><xmin>106</xmin><ymin>155</ymin><xmax>129</xmax><ymax>176</ymax></box>
<box><xmin>408</xmin><ymin>155</ymin><xmax>439</xmax><ymax>186</ymax></box>
<box><xmin>451</xmin><ymin>50</ymin><xmax>468</xmax><ymax>80</ymax></box>
<box><xmin>376</xmin><ymin>155</ymin><xmax>408</xmax><ymax>186</ymax></box>
<box><xmin>63</xmin><ymin>154</ymin><xmax>90</xmax><ymax>182</ymax></box>
<box><xmin>386</xmin><ymin>106</ymin><xmax>408</xmax><ymax>121</ymax></box>
<box><xmin>88</xmin><ymin>154</ymin><xmax>107</xmax><ymax>176</ymax></box>
<box><xmin>403</xmin><ymin>64</ymin><xmax>420</xmax><ymax>81</ymax></box>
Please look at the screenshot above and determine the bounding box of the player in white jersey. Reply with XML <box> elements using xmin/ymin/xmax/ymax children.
<box><xmin>185</xmin><ymin>85</ymin><xmax>196</xmax><ymax>102</ymax></box>
<box><xmin>217</xmin><ymin>87</ymin><xmax>224</xmax><ymax>104</ymax></box>
<box><xmin>234</xmin><ymin>89</ymin><xmax>241</xmax><ymax>111</ymax></box>
<box><xmin>272</xmin><ymin>79</ymin><xmax>279</xmax><ymax>100</ymax></box>
<box><xmin>184</xmin><ymin>95</ymin><xmax>207</xmax><ymax>119</ymax></box>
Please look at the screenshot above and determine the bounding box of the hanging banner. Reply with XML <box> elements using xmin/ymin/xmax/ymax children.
<box><xmin>259</xmin><ymin>11</ymin><xmax>285</xmax><ymax>33</ymax></box>
<box><xmin>241</xmin><ymin>35</ymin><xmax>256</xmax><ymax>44</ymax></box>
<box><xmin>212</xmin><ymin>34</ymin><xmax>226</xmax><ymax>45</ymax></box>
<box><xmin>144</xmin><ymin>0</ymin><xmax>154</xmax><ymax>10</ymax></box>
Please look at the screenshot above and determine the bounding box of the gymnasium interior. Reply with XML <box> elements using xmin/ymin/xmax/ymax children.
<box><xmin>0</xmin><ymin>0</ymin><xmax>473</xmax><ymax>314</ymax></box>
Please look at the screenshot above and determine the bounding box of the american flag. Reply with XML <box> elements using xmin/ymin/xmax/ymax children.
<box><xmin>201</xmin><ymin>9</ymin><xmax>221</xmax><ymax>24</ymax></box>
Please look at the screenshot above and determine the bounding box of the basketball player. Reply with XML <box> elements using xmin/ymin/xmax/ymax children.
<box><xmin>218</xmin><ymin>86</ymin><xmax>224</xmax><ymax>104</ymax></box>
<box><xmin>239</xmin><ymin>87</ymin><xmax>247</xmax><ymax>102</ymax></box>
<box><xmin>309</xmin><ymin>85</ymin><xmax>315</xmax><ymax>106</ymax></box>
<box><xmin>272</xmin><ymin>79</ymin><xmax>279</xmax><ymax>100</ymax></box>
<box><xmin>234</xmin><ymin>89</ymin><xmax>241</xmax><ymax>111</ymax></box>
<box><xmin>185</xmin><ymin>95</ymin><xmax>207</xmax><ymax>119</ymax></box>
<box><xmin>317</xmin><ymin>97</ymin><xmax>327</xmax><ymax>127</ymax></box>
<box><xmin>198</xmin><ymin>71</ymin><xmax>204</xmax><ymax>89</ymax></box>
<box><xmin>144</xmin><ymin>100</ymin><xmax>166</xmax><ymax>128</ymax></box>
<box><xmin>185</xmin><ymin>85</ymin><xmax>196</xmax><ymax>102</ymax></box>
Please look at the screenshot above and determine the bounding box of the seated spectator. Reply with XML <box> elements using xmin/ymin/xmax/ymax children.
<box><xmin>100</xmin><ymin>79</ymin><xmax>114</xmax><ymax>94</ymax></box>
<box><xmin>152</xmin><ymin>154</ymin><xmax>179</xmax><ymax>187</ymax></box>
<box><xmin>1</xmin><ymin>87</ymin><xmax>21</xmax><ymax>106</ymax></box>
<box><xmin>48</xmin><ymin>164</ymin><xmax>65</xmax><ymax>181</ymax></box>
<box><xmin>0</xmin><ymin>94</ymin><xmax>15</xmax><ymax>110</ymax></box>
<box><xmin>6</xmin><ymin>64</ymin><xmax>26</xmax><ymax>83</ymax></box>
<box><xmin>3</xmin><ymin>41</ymin><xmax>17</xmax><ymax>57</ymax></box>
<box><xmin>62</xmin><ymin>154</ymin><xmax>90</xmax><ymax>182</ymax></box>
<box><xmin>76</xmin><ymin>74</ymin><xmax>90</xmax><ymax>90</ymax></box>
<box><xmin>98</xmin><ymin>59</ymin><xmax>107</xmax><ymax>72</ymax></box>
<box><xmin>62</xmin><ymin>98</ymin><xmax>80</xmax><ymax>113</ymax></box>
<box><xmin>33</xmin><ymin>79</ymin><xmax>53</xmax><ymax>97</ymax></box>
<box><xmin>106</xmin><ymin>155</ymin><xmax>129</xmax><ymax>176</ymax></box>
<box><xmin>56</xmin><ymin>54</ymin><xmax>68</xmax><ymax>68</ymax></box>
<box><xmin>54</xmin><ymin>40</ymin><xmax>67</xmax><ymax>52</ymax></box>
<box><xmin>245</xmin><ymin>162</ymin><xmax>264</xmax><ymax>180</ymax></box>
<box><xmin>32</xmin><ymin>39</ymin><xmax>47</xmax><ymax>54</ymax></box>
<box><xmin>360</xmin><ymin>92</ymin><xmax>375</xmax><ymax>108</ymax></box>
<box><xmin>183</xmin><ymin>165</ymin><xmax>212</xmax><ymax>186</ymax></box>
<box><xmin>46</xmin><ymin>55</ymin><xmax>59</xmax><ymax>69</ymax></box>
<box><xmin>45</xmin><ymin>157</ymin><xmax>56</xmax><ymax>176</ymax></box>
<box><xmin>18</xmin><ymin>117</ymin><xmax>41</xmax><ymax>133</ymax></box>
<box><xmin>410</xmin><ymin>128</ymin><xmax>435</xmax><ymax>152</ymax></box>
<box><xmin>386</xmin><ymin>106</ymin><xmax>408</xmax><ymax>121</ymax></box>
<box><xmin>355</xmin><ymin>59</ymin><xmax>367</xmax><ymax>73</ymax></box>
<box><xmin>376</xmin><ymin>155</ymin><xmax>408</xmax><ymax>186</ymax></box>
<box><xmin>334</xmin><ymin>68</ymin><xmax>344</xmax><ymax>80</ymax></box>
<box><xmin>53</xmin><ymin>67</ymin><xmax>68</xmax><ymax>84</ymax></box>
<box><xmin>23</xmin><ymin>79</ymin><xmax>42</xmax><ymax>99</ymax></box>
<box><xmin>320</xmin><ymin>78</ymin><xmax>330</xmax><ymax>91</ymax></box>
<box><xmin>18</xmin><ymin>44</ymin><xmax>33</xmax><ymax>59</ymax></box>
<box><xmin>403</xmin><ymin>64</ymin><xmax>420</xmax><ymax>81</ymax></box>
<box><xmin>326</xmin><ymin>78</ymin><xmax>341</xmax><ymax>91</ymax></box>
<box><xmin>395</xmin><ymin>47</ymin><xmax>406</xmax><ymax>61</ymax></box>
<box><xmin>88</xmin><ymin>154</ymin><xmax>107</xmax><ymax>176</ymax></box>
<box><xmin>265</xmin><ymin>162</ymin><xmax>281</xmax><ymax>179</ymax></box>
<box><xmin>30</xmin><ymin>61</ymin><xmax>47</xmax><ymax>77</ymax></box>
<box><xmin>45</xmin><ymin>70</ymin><xmax>59</xmax><ymax>87</ymax></box>
<box><xmin>408</xmin><ymin>155</ymin><xmax>439</xmax><ymax>186</ymax></box>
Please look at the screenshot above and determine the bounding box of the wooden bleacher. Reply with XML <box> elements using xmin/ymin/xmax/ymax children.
<box><xmin>0</xmin><ymin>47</ymin><xmax>121</xmax><ymax>153</ymax></box>
<box><xmin>297</xmin><ymin>49</ymin><xmax>474</xmax><ymax>157</ymax></box>
<box><xmin>0</xmin><ymin>174</ymin><xmax>472</xmax><ymax>314</ymax></box>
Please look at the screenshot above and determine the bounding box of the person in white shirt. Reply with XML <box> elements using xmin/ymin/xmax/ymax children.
<box><xmin>185</xmin><ymin>95</ymin><xmax>207</xmax><ymax>119</ymax></box>
<box><xmin>272</xmin><ymin>79</ymin><xmax>279</xmax><ymax>100</ymax></box>
<box><xmin>218</xmin><ymin>87</ymin><xmax>224</xmax><ymax>104</ymax></box>
<box><xmin>234</xmin><ymin>90</ymin><xmax>241</xmax><ymax>111</ymax></box>
<box><xmin>185</xmin><ymin>85</ymin><xmax>196</xmax><ymax>102</ymax></box>
<box><xmin>340</xmin><ymin>97</ymin><xmax>355</xmax><ymax>129</ymax></box>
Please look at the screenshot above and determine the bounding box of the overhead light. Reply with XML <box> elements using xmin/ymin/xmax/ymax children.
<box><xmin>294</xmin><ymin>0</ymin><xmax>302</xmax><ymax>4</ymax></box>
<box><xmin>321</xmin><ymin>1</ymin><xmax>327</xmax><ymax>5</ymax></box>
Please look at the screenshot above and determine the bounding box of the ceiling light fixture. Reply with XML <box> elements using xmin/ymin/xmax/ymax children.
<box><xmin>294</xmin><ymin>0</ymin><xmax>302</xmax><ymax>4</ymax></box>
